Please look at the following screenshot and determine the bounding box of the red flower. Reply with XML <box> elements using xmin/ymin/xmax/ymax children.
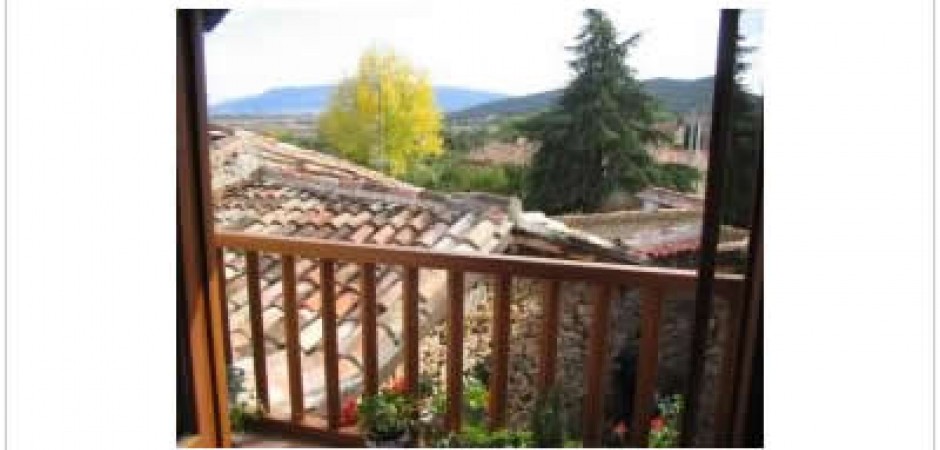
<box><xmin>388</xmin><ymin>376</ymin><xmax>407</xmax><ymax>394</ymax></box>
<box><xmin>651</xmin><ymin>417</ymin><xmax>665</xmax><ymax>432</ymax></box>
<box><xmin>340</xmin><ymin>397</ymin><xmax>358</xmax><ymax>427</ymax></box>
<box><xmin>613</xmin><ymin>421</ymin><xmax>629</xmax><ymax>437</ymax></box>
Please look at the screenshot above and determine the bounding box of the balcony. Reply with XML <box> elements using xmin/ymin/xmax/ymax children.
<box><xmin>212</xmin><ymin>230</ymin><xmax>745</xmax><ymax>447</ymax></box>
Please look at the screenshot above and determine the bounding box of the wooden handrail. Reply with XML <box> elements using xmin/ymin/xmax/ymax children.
<box><xmin>214</xmin><ymin>231</ymin><xmax>744</xmax><ymax>298</ymax></box>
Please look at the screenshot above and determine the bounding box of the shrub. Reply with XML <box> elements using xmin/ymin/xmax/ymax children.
<box><xmin>357</xmin><ymin>387</ymin><xmax>415</xmax><ymax>441</ymax></box>
<box><xmin>455</xmin><ymin>425</ymin><xmax>533</xmax><ymax>448</ymax></box>
<box><xmin>530</xmin><ymin>387</ymin><xmax>566</xmax><ymax>447</ymax></box>
<box><xmin>651</xmin><ymin>163</ymin><xmax>701</xmax><ymax>193</ymax></box>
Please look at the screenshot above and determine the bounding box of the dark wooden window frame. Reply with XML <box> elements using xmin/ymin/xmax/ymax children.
<box><xmin>177</xmin><ymin>9</ymin><xmax>232</xmax><ymax>448</ymax></box>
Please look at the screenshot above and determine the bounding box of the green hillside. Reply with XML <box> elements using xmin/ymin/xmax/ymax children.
<box><xmin>448</xmin><ymin>77</ymin><xmax>715</xmax><ymax>122</ymax></box>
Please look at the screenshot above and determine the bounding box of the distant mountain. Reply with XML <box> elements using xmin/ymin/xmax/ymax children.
<box><xmin>447</xmin><ymin>77</ymin><xmax>715</xmax><ymax>121</ymax></box>
<box><xmin>210</xmin><ymin>85</ymin><xmax>508</xmax><ymax>116</ymax></box>
<box><xmin>642</xmin><ymin>77</ymin><xmax>715</xmax><ymax>116</ymax></box>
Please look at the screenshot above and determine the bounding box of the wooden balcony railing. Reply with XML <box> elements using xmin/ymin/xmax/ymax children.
<box><xmin>213</xmin><ymin>230</ymin><xmax>745</xmax><ymax>447</ymax></box>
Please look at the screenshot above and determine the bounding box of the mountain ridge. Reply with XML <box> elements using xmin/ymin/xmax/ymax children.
<box><xmin>210</xmin><ymin>85</ymin><xmax>509</xmax><ymax>116</ymax></box>
<box><xmin>447</xmin><ymin>76</ymin><xmax>716</xmax><ymax>121</ymax></box>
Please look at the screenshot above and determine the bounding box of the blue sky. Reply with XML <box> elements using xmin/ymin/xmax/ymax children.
<box><xmin>205</xmin><ymin>2</ymin><xmax>763</xmax><ymax>104</ymax></box>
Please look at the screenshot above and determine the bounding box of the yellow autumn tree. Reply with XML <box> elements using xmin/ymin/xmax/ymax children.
<box><xmin>319</xmin><ymin>48</ymin><xmax>444</xmax><ymax>176</ymax></box>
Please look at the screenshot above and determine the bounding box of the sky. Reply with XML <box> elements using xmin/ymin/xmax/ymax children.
<box><xmin>205</xmin><ymin>2</ymin><xmax>763</xmax><ymax>104</ymax></box>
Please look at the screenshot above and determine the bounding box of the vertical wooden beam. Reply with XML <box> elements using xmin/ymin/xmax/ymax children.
<box><xmin>715</xmin><ymin>291</ymin><xmax>745</xmax><ymax>445</ymax></box>
<box><xmin>402</xmin><ymin>267</ymin><xmax>420</xmax><ymax>395</ymax></box>
<box><xmin>733</xmin><ymin>149</ymin><xmax>763</xmax><ymax>446</ymax></box>
<box><xmin>281</xmin><ymin>255</ymin><xmax>305</xmax><ymax>422</ymax></box>
<box><xmin>177</xmin><ymin>9</ymin><xmax>228</xmax><ymax>447</ymax></box>
<box><xmin>537</xmin><ymin>279</ymin><xmax>561</xmax><ymax>395</ymax></box>
<box><xmin>446</xmin><ymin>270</ymin><xmax>465</xmax><ymax>432</ymax></box>
<box><xmin>360</xmin><ymin>262</ymin><xmax>379</xmax><ymax>398</ymax></box>
<box><xmin>205</xmin><ymin>250</ymin><xmax>233</xmax><ymax>448</ymax></box>
<box><xmin>488</xmin><ymin>274</ymin><xmax>512</xmax><ymax>430</ymax></box>
<box><xmin>631</xmin><ymin>286</ymin><xmax>664</xmax><ymax>447</ymax></box>
<box><xmin>245</xmin><ymin>251</ymin><xmax>269</xmax><ymax>412</ymax></box>
<box><xmin>320</xmin><ymin>259</ymin><xmax>341</xmax><ymax>429</ymax></box>
<box><xmin>582</xmin><ymin>284</ymin><xmax>613</xmax><ymax>447</ymax></box>
<box><xmin>682</xmin><ymin>9</ymin><xmax>740</xmax><ymax>447</ymax></box>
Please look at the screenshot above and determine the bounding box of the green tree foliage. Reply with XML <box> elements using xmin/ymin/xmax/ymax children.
<box><xmin>720</xmin><ymin>37</ymin><xmax>763</xmax><ymax>227</ymax></box>
<box><xmin>523</xmin><ymin>9</ymin><xmax>666</xmax><ymax>214</ymax></box>
<box><xmin>652</xmin><ymin>163</ymin><xmax>701</xmax><ymax>193</ymax></box>
<box><xmin>403</xmin><ymin>155</ymin><xmax>527</xmax><ymax>197</ymax></box>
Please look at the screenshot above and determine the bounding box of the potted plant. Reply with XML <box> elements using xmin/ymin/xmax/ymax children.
<box><xmin>357</xmin><ymin>378</ymin><xmax>416</xmax><ymax>447</ymax></box>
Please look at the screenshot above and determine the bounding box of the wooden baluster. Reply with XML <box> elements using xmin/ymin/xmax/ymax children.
<box><xmin>245</xmin><ymin>251</ymin><xmax>269</xmax><ymax>412</ymax></box>
<box><xmin>488</xmin><ymin>274</ymin><xmax>511</xmax><ymax>430</ymax></box>
<box><xmin>446</xmin><ymin>270</ymin><xmax>465</xmax><ymax>432</ymax></box>
<box><xmin>402</xmin><ymin>267</ymin><xmax>420</xmax><ymax>394</ymax></box>
<box><xmin>583</xmin><ymin>284</ymin><xmax>613</xmax><ymax>447</ymax></box>
<box><xmin>631</xmin><ymin>286</ymin><xmax>664</xmax><ymax>447</ymax></box>
<box><xmin>215</xmin><ymin>248</ymin><xmax>233</xmax><ymax>366</ymax></box>
<box><xmin>281</xmin><ymin>254</ymin><xmax>304</xmax><ymax>422</ymax></box>
<box><xmin>360</xmin><ymin>262</ymin><xmax>379</xmax><ymax>398</ymax></box>
<box><xmin>320</xmin><ymin>259</ymin><xmax>341</xmax><ymax>429</ymax></box>
<box><xmin>537</xmin><ymin>279</ymin><xmax>561</xmax><ymax>395</ymax></box>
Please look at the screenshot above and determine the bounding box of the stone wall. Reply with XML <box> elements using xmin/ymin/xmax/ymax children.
<box><xmin>419</xmin><ymin>277</ymin><xmax>731</xmax><ymax>446</ymax></box>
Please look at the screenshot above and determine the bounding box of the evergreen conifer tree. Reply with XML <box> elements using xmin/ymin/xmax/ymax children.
<box><xmin>720</xmin><ymin>36</ymin><xmax>763</xmax><ymax>227</ymax></box>
<box><xmin>525</xmin><ymin>9</ymin><xmax>664</xmax><ymax>214</ymax></box>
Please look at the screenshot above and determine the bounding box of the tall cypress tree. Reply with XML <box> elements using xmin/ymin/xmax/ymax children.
<box><xmin>524</xmin><ymin>9</ymin><xmax>663</xmax><ymax>214</ymax></box>
<box><xmin>720</xmin><ymin>36</ymin><xmax>763</xmax><ymax>227</ymax></box>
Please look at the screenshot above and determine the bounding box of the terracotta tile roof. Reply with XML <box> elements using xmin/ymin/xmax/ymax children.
<box><xmin>649</xmin><ymin>147</ymin><xmax>709</xmax><ymax>171</ymax></box>
<box><xmin>463</xmin><ymin>139</ymin><xmax>536</xmax><ymax>166</ymax></box>
<box><xmin>552</xmin><ymin>209</ymin><xmax>749</xmax><ymax>262</ymax></box>
<box><xmin>635</xmin><ymin>187</ymin><xmax>705</xmax><ymax>210</ymax></box>
<box><xmin>212</xmin><ymin>129</ymin><xmax>512</xmax><ymax>416</ymax></box>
